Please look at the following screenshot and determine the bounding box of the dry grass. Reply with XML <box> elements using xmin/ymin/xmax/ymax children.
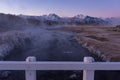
<box><xmin>85</xmin><ymin>35</ymin><xmax>109</xmax><ymax>41</ymax></box>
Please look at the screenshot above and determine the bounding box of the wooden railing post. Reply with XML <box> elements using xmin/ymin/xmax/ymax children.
<box><xmin>83</xmin><ymin>57</ymin><xmax>94</xmax><ymax>80</ymax></box>
<box><xmin>25</xmin><ymin>56</ymin><xmax>36</xmax><ymax>80</ymax></box>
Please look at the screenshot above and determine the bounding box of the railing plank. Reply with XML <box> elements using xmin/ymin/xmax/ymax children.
<box><xmin>0</xmin><ymin>62</ymin><xmax>120</xmax><ymax>70</ymax></box>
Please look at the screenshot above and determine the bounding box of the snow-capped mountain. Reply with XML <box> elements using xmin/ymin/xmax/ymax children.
<box><xmin>73</xmin><ymin>14</ymin><xmax>85</xmax><ymax>19</ymax></box>
<box><xmin>42</xmin><ymin>14</ymin><xmax>61</xmax><ymax>21</ymax></box>
<box><xmin>83</xmin><ymin>16</ymin><xmax>107</xmax><ymax>24</ymax></box>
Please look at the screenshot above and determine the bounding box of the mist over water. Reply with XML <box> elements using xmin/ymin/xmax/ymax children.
<box><xmin>0</xmin><ymin>28</ymin><xmax>54</xmax><ymax>59</ymax></box>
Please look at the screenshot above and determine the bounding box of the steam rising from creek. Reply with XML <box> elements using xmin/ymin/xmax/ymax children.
<box><xmin>0</xmin><ymin>29</ymin><xmax>51</xmax><ymax>59</ymax></box>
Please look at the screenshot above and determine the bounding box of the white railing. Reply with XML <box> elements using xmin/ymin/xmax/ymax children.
<box><xmin>0</xmin><ymin>56</ymin><xmax>120</xmax><ymax>80</ymax></box>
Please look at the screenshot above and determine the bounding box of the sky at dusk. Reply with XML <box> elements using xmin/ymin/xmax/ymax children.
<box><xmin>0</xmin><ymin>0</ymin><xmax>120</xmax><ymax>18</ymax></box>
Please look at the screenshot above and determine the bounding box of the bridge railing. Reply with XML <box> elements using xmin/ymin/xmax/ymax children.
<box><xmin>0</xmin><ymin>56</ymin><xmax>120</xmax><ymax>80</ymax></box>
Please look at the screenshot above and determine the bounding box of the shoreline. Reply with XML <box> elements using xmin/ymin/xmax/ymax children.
<box><xmin>75</xmin><ymin>36</ymin><xmax>110</xmax><ymax>61</ymax></box>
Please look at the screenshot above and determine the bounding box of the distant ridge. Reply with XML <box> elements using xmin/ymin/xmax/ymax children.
<box><xmin>0</xmin><ymin>13</ymin><xmax>117</xmax><ymax>27</ymax></box>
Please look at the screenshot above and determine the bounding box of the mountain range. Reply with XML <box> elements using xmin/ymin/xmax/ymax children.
<box><xmin>0</xmin><ymin>13</ymin><xmax>120</xmax><ymax>29</ymax></box>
